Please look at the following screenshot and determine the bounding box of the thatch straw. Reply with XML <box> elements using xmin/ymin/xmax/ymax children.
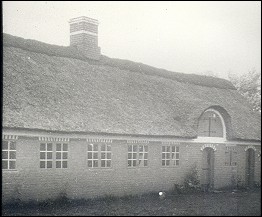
<box><xmin>3</xmin><ymin>34</ymin><xmax>261</xmax><ymax>140</ymax></box>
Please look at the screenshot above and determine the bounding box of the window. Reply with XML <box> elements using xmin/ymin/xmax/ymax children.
<box><xmin>56</xmin><ymin>143</ymin><xmax>68</xmax><ymax>168</ymax></box>
<box><xmin>225</xmin><ymin>146</ymin><xmax>237</xmax><ymax>166</ymax></box>
<box><xmin>87</xmin><ymin>144</ymin><xmax>98</xmax><ymax>168</ymax></box>
<box><xmin>87</xmin><ymin>143</ymin><xmax>112</xmax><ymax>168</ymax></box>
<box><xmin>40</xmin><ymin>143</ymin><xmax>53</xmax><ymax>168</ymax></box>
<box><xmin>162</xmin><ymin>145</ymin><xmax>179</xmax><ymax>166</ymax></box>
<box><xmin>2</xmin><ymin>140</ymin><xmax>16</xmax><ymax>170</ymax></box>
<box><xmin>40</xmin><ymin>143</ymin><xmax>69</xmax><ymax>169</ymax></box>
<box><xmin>101</xmin><ymin>144</ymin><xmax>111</xmax><ymax>168</ymax></box>
<box><xmin>198</xmin><ymin>110</ymin><xmax>224</xmax><ymax>137</ymax></box>
<box><xmin>128</xmin><ymin>144</ymin><xmax>148</xmax><ymax>167</ymax></box>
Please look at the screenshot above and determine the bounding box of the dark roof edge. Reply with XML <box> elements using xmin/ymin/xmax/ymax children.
<box><xmin>3</xmin><ymin>33</ymin><xmax>236</xmax><ymax>90</ymax></box>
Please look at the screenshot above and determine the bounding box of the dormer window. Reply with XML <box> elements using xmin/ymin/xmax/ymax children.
<box><xmin>198</xmin><ymin>109</ymin><xmax>226</xmax><ymax>138</ymax></box>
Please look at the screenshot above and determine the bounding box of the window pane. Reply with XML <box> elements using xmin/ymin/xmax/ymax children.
<box><xmin>62</xmin><ymin>161</ymin><xmax>67</xmax><ymax>168</ymax></box>
<box><xmin>47</xmin><ymin>161</ymin><xmax>52</xmax><ymax>168</ymax></box>
<box><xmin>101</xmin><ymin>144</ymin><xmax>105</xmax><ymax>152</ymax></box>
<box><xmin>162</xmin><ymin>146</ymin><xmax>165</xmax><ymax>152</ymax></box>
<box><xmin>176</xmin><ymin>160</ymin><xmax>179</xmax><ymax>166</ymax></box>
<box><xmin>128</xmin><ymin>153</ymin><xmax>132</xmax><ymax>159</ymax></box>
<box><xmin>162</xmin><ymin>160</ymin><xmax>165</xmax><ymax>166</ymax></box>
<box><xmin>162</xmin><ymin>153</ymin><xmax>165</xmax><ymax>159</ymax></box>
<box><xmin>176</xmin><ymin>147</ymin><xmax>179</xmax><ymax>152</ymax></box>
<box><xmin>144</xmin><ymin>160</ymin><xmax>148</xmax><ymax>167</ymax></box>
<box><xmin>63</xmin><ymin>144</ymin><xmax>68</xmax><ymax>151</ymax></box>
<box><xmin>176</xmin><ymin>153</ymin><xmax>179</xmax><ymax>159</ymax></box>
<box><xmin>87</xmin><ymin>152</ymin><xmax>92</xmax><ymax>159</ymax></box>
<box><xmin>56</xmin><ymin>152</ymin><xmax>61</xmax><ymax>159</ymax></box>
<box><xmin>88</xmin><ymin>144</ymin><xmax>93</xmax><ymax>151</ymax></box>
<box><xmin>128</xmin><ymin>145</ymin><xmax>132</xmax><ymax>152</ymax></box>
<box><xmin>144</xmin><ymin>153</ymin><xmax>148</xmax><ymax>159</ymax></box>
<box><xmin>2</xmin><ymin>160</ymin><xmax>8</xmax><ymax>169</ymax></box>
<box><xmin>133</xmin><ymin>160</ymin><xmax>137</xmax><ymax>167</ymax></box>
<box><xmin>9</xmin><ymin>161</ymin><xmax>16</xmax><ymax>169</ymax></box>
<box><xmin>107</xmin><ymin>161</ymin><xmax>111</xmax><ymax>167</ymax></box>
<box><xmin>133</xmin><ymin>145</ymin><xmax>137</xmax><ymax>152</ymax></box>
<box><xmin>2</xmin><ymin>141</ymin><xmax>8</xmax><ymax>150</ymax></box>
<box><xmin>107</xmin><ymin>145</ymin><xmax>111</xmax><ymax>151</ymax></box>
<box><xmin>139</xmin><ymin>145</ymin><xmax>143</xmax><ymax>152</ymax></box>
<box><xmin>166</xmin><ymin>160</ymin><xmax>170</xmax><ymax>166</ymax></box>
<box><xmin>101</xmin><ymin>152</ymin><xmax>106</xmax><ymax>159</ymax></box>
<box><xmin>40</xmin><ymin>161</ymin><xmax>45</xmax><ymax>168</ymax></box>
<box><xmin>56</xmin><ymin>143</ymin><xmax>61</xmax><ymax>151</ymax></box>
<box><xmin>172</xmin><ymin>146</ymin><xmax>175</xmax><ymax>152</ymax></box>
<box><xmin>145</xmin><ymin>146</ymin><xmax>148</xmax><ymax>152</ymax></box>
<box><xmin>107</xmin><ymin>153</ymin><xmax>111</xmax><ymax>159</ymax></box>
<box><xmin>139</xmin><ymin>152</ymin><xmax>143</xmax><ymax>160</ymax></box>
<box><xmin>101</xmin><ymin>160</ymin><xmax>105</xmax><ymax>167</ymax></box>
<box><xmin>93</xmin><ymin>160</ymin><xmax>98</xmax><ymax>167</ymax></box>
<box><xmin>47</xmin><ymin>152</ymin><xmax>52</xmax><ymax>159</ymax></box>
<box><xmin>9</xmin><ymin>151</ymin><xmax>16</xmax><ymax>159</ymax></box>
<box><xmin>167</xmin><ymin>146</ymin><xmax>170</xmax><ymax>152</ymax></box>
<box><xmin>40</xmin><ymin>152</ymin><xmax>45</xmax><ymax>159</ymax></box>
<box><xmin>93</xmin><ymin>144</ymin><xmax>98</xmax><ymax>151</ymax></box>
<box><xmin>87</xmin><ymin>160</ymin><xmax>92</xmax><ymax>167</ymax></box>
<box><xmin>172</xmin><ymin>153</ymin><xmax>175</xmax><ymax>159</ymax></box>
<box><xmin>2</xmin><ymin>151</ymin><xmax>8</xmax><ymax>159</ymax></box>
<box><xmin>94</xmin><ymin>153</ymin><xmax>98</xmax><ymax>159</ymax></box>
<box><xmin>10</xmin><ymin>142</ymin><xmax>16</xmax><ymax>150</ymax></box>
<box><xmin>166</xmin><ymin>153</ymin><xmax>170</xmax><ymax>159</ymax></box>
<box><xmin>40</xmin><ymin>143</ymin><xmax>46</xmax><ymax>151</ymax></box>
<box><xmin>128</xmin><ymin>160</ymin><xmax>132</xmax><ymax>167</ymax></box>
<box><xmin>63</xmin><ymin>152</ymin><xmax>68</xmax><ymax>159</ymax></box>
<box><xmin>133</xmin><ymin>153</ymin><xmax>137</xmax><ymax>159</ymax></box>
<box><xmin>56</xmin><ymin>161</ymin><xmax>61</xmax><ymax>168</ymax></box>
<box><xmin>47</xmin><ymin>143</ymin><xmax>52</xmax><ymax>151</ymax></box>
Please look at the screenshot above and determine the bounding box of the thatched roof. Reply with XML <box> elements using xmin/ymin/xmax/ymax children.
<box><xmin>3</xmin><ymin>33</ymin><xmax>261</xmax><ymax>141</ymax></box>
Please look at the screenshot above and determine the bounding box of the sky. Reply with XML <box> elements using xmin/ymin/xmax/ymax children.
<box><xmin>2</xmin><ymin>1</ymin><xmax>261</xmax><ymax>79</ymax></box>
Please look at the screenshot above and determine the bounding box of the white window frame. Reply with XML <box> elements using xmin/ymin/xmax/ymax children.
<box><xmin>162</xmin><ymin>145</ymin><xmax>180</xmax><ymax>167</ymax></box>
<box><xmin>40</xmin><ymin>143</ymin><xmax>53</xmax><ymax>169</ymax></box>
<box><xmin>100</xmin><ymin>144</ymin><xmax>112</xmax><ymax>168</ymax></box>
<box><xmin>128</xmin><ymin>144</ymin><xmax>148</xmax><ymax>167</ymax></box>
<box><xmin>2</xmin><ymin>140</ymin><xmax>16</xmax><ymax>170</ymax></box>
<box><xmin>87</xmin><ymin>143</ymin><xmax>99</xmax><ymax>168</ymax></box>
<box><xmin>55</xmin><ymin>143</ymin><xmax>68</xmax><ymax>169</ymax></box>
<box><xmin>196</xmin><ymin>108</ymin><xmax>227</xmax><ymax>142</ymax></box>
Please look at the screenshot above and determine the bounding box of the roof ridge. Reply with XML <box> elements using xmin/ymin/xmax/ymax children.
<box><xmin>3</xmin><ymin>33</ymin><xmax>236</xmax><ymax>90</ymax></box>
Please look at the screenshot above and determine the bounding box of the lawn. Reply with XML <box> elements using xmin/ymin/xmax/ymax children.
<box><xmin>2</xmin><ymin>189</ymin><xmax>261</xmax><ymax>216</ymax></box>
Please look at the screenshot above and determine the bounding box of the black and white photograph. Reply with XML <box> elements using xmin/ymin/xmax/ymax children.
<box><xmin>2</xmin><ymin>1</ymin><xmax>261</xmax><ymax>216</ymax></box>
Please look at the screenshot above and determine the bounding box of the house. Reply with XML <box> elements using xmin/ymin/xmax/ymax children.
<box><xmin>2</xmin><ymin>16</ymin><xmax>261</xmax><ymax>203</ymax></box>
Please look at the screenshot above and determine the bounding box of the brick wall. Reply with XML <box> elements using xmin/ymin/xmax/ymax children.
<box><xmin>2</xmin><ymin>134</ymin><xmax>261</xmax><ymax>203</ymax></box>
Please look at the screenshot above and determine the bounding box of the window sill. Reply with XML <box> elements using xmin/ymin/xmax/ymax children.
<box><xmin>127</xmin><ymin>166</ymin><xmax>149</xmax><ymax>169</ymax></box>
<box><xmin>2</xmin><ymin>169</ymin><xmax>18</xmax><ymax>172</ymax></box>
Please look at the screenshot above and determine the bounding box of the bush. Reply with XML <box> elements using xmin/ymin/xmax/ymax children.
<box><xmin>172</xmin><ymin>165</ymin><xmax>201</xmax><ymax>194</ymax></box>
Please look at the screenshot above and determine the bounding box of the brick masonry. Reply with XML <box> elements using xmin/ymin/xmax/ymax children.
<box><xmin>2</xmin><ymin>133</ymin><xmax>261</xmax><ymax>203</ymax></box>
<box><xmin>69</xmin><ymin>17</ymin><xmax>100</xmax><ymax>60</ymax></box>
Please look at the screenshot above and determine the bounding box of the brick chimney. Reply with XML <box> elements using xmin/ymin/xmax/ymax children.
<box><xmin>69</xmin><ymin>16</ymin><xmax>101</xmax><ymax>60</ymax></box>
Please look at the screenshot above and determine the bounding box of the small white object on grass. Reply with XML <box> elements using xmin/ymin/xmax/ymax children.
<box><xmin>159</xmin><ymin>191</ymin><xmax>166</xmax><ymax>199</ymax></box>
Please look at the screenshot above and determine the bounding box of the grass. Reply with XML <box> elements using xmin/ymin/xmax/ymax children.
<box><xmin>2</xmin><ymin>188</ymin><xmax>261</xmax><ymax>216</ymax></box>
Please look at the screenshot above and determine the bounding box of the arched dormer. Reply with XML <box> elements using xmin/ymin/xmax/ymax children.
<box><xmin>197</xmin><ymin>108</ymin><xmax>226</xmax><ymax>139</ymax></box>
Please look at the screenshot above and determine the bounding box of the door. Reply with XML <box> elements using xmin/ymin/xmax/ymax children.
<box><xmin>246</xmin><ymin>148</ymin><xmax>255</xmax><ymax>188</ymax></box>
<box><xmin>201</xmin><ymin>147</ymin><xmax>215</xmax><ymax>190</ymax></box>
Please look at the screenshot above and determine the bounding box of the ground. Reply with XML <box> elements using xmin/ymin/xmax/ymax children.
<box><xmin>2</xmin><ymin>189</ymin><xmax>261</xmax><ymax>216</ymax></box>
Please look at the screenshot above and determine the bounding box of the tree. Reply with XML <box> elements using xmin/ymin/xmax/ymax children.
<box><xmin>228</xmin><ymin>69</ymin><xmax>261</xmax><ymax>113</ymax></box>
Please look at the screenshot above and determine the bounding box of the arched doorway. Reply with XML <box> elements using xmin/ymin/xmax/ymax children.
<box><xmin>201</xmin><ymin>147</ymin><xmax>215</xmax><ymax>190</ymax></box>
<box><xmin>246</xmin><ymin>148</ymin><xmax>255</xmax><ymax>188</ymax></box>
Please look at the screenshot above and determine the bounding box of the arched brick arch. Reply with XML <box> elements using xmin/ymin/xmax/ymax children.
<box><xmin>197</xmin><ymin>106</ymin><xmax>233</xmax><ymax>139</ymax></box>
